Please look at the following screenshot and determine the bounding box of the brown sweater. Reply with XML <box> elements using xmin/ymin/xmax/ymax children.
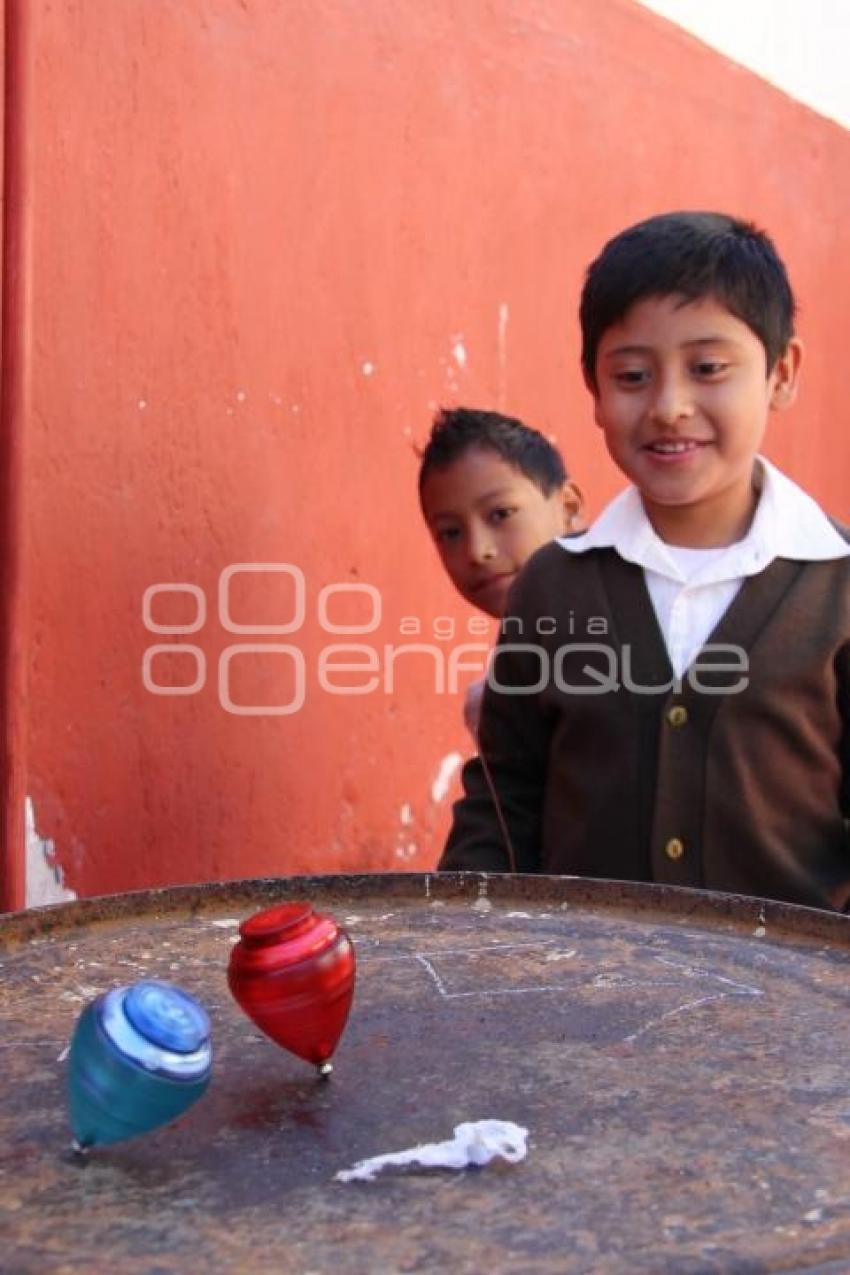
<box><xmin>439</xmin><ymin>542</ymin><xmax>850</xmax><ymax>910</ymax></box>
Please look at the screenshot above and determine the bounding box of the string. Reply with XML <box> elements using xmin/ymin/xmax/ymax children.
<box><xmin>477</xmin><ymin>745</ymin><xmax>518</xmax><ymax>875</ymax></box>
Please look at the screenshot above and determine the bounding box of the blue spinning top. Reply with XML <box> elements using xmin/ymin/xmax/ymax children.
<box><xmin>67</xmin><ymin>980</ymin><xmax>212</xmax><ymax>1151</ymax></box>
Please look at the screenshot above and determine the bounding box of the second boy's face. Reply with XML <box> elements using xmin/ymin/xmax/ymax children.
<box><xmin>421</xmin><ymin>448</ymin><xmax>583</xmax><ymax>617</ymax></box>
<box><xmin>592</xmin><ymin>294</ymin><xmax>801</xmax><ymax>546</ymax></box>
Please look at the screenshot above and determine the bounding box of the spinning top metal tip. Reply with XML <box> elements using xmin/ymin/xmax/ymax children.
<box><xmin>317</xmin><ymin>1061</ymin><xmax>333</xmax><ymax>1080</ymax></box>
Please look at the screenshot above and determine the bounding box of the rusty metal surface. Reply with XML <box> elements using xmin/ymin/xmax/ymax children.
<box><xmin>4</xmin><ymin>873</ymin><xmax>850</xmax><ymax>1273</ymax></box>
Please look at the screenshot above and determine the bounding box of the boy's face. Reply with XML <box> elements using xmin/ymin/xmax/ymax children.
<box><xmin>591</xmin><ymin>294</ymin><xmax>802</xmax><ymax>546</ymax></box>
<box><xmin>421</xmin><ymin>447</ymin><xmax>584</xmax><ymax>617</ymax></box>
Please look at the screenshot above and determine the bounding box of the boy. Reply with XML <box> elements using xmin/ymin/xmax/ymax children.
<box><xmin>440</xmin><ymin>212</ymin><xmax>850</xmax><ymax>911</ymax></box>
<box><xmin>419</xmin><ymin>407</ymin><xmax>585</xmax><ymax>733</ymax></box>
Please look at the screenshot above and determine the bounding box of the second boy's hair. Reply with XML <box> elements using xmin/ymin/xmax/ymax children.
<box><xmin>418</xmin><ymin>407</ymin><xmax>567</xmax><ymax>499</ymax></box>
<box><xmin>579</xmin><ymin>211</ymin><xmax>797</xmax><ymax>390</ymax></box>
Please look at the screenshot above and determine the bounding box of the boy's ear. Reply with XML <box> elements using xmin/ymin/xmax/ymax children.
<box><xmin>560</xmin><ymin>480</ymin><xmax>586</xmax><ymax>533</ymax></box>
<box><xmin>582</xmin><ymin>365</ymin><xmax>599</xmax><ymax>399</ymax></box>
<box><xmin>769</xmin><ymin>337</ymin><xmax>803</xmax><ymax>411</ymax></box>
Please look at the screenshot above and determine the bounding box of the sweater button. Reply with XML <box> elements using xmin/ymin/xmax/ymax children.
<box><xmin>666</xmin><ymin>705</ymin><xmax>688</xmax><ymax>728</ymax></box>
<box><xmin>665</xmin><ymin>837</ymin><xmax>685</xmax><ymax>861</ymax></box>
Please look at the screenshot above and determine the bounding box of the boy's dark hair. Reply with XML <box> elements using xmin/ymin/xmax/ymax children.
<box><xmin>580</xmin><ymin>211</ymin><xmax>797</xmax><ymax>390</ymax></box>
<box><xmin>418</xmin><ymin>407</ymin><xmax>567</xmax><ymax>500</ymax></box>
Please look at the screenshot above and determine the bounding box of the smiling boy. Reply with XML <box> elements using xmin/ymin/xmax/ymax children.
<box><xmin>440</xmin><ymin>212</ymin><xmax>850</xmax><ymax>909</ymax></box>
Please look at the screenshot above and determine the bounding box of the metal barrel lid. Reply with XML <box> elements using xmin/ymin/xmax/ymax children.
<box><xmin>4</xmin><ymin>872</ymin><xmax>850</xmax><ymax>1273</ymax></box>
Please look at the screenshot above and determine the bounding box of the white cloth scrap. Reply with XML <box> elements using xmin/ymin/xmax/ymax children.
<box><xmin>335</xmin><ymin>1119</ymin><xmax>528</xmax><ymax>1183</ymax></box>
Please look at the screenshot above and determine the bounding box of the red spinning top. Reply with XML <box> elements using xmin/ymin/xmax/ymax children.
<box><xmin>227</xmin><ymin>901</ymin><xmax>356</xmax><ymax>1076</ymax></box>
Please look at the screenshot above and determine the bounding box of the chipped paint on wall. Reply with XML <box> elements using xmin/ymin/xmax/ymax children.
<box><xmin>451</xmin><ymin>337</ymin><xmax>467</xmax><ymax>369</ymax></box>
<box><xmin>497</xmin><ymin>302</ymin><xmax>509</xmax><ymax>409</ymax></box>
<box><xmin>25</xmin><ymin>796</ymin><xmax>77</xmax><ymax>908</ymax></box>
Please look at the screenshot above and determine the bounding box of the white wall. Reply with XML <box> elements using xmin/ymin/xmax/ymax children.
<box><xmin>638</xmin><ymin>0</ymin><xmax>850</xmax><ymax>130</ymax></box>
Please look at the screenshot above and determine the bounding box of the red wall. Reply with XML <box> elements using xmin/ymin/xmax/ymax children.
<box><xmin>15</xmin><ymin>0</ymin><xmax>850</xmax><ymax>897</ymax></box>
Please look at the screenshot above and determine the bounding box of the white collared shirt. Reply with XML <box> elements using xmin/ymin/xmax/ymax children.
<box><xmin>557</xmin><ymin>458</ymin><xmax>849</xmax><ymax>678</ymax></box>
